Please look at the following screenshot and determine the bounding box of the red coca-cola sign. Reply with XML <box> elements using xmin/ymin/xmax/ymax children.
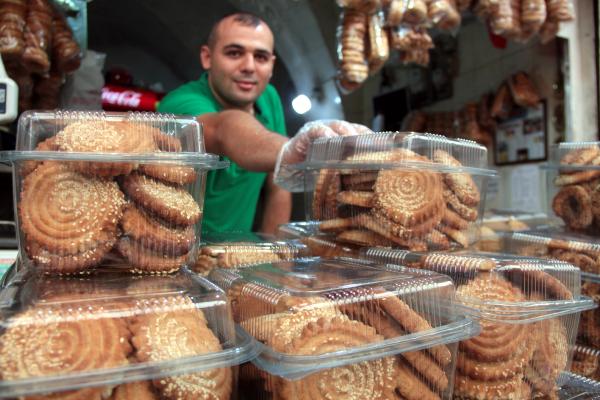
<box><xmin>102</xmin><ymin>84</ymin><xmax>163</xmax><ymax>111</ymax></box>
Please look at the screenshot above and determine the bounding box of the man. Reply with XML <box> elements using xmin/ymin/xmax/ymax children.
<box><xmin>159</xmin><ymin>12</ymin><xmax>369</xmax><ymax>234</ymax></box>
<box><xmin>159</xmin><ymin>12</ymin><xmax>290</xmax><ymax>234</ymax></box>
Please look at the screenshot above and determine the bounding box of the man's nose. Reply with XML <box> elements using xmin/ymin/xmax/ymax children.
<box><xmin>240</xmin><ymin>53</ymin><xmax>256</xmax><ymax>73</ymax></box>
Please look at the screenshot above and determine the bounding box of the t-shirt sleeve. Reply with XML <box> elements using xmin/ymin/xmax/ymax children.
<box><xmin>267</xmin><ymin>86</ymin><xmax>288</xmax><ymax>137</ymax></box>
<box><xmin>157</xmin><ymin>86</ymin><xmax>217</xmax><ymax>116</ymax></box>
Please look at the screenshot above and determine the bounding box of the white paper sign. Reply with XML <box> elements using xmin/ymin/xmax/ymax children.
<box><xmin>509</xmin><ymin>165</ymin><xmax>542</xmax><ymax>212</ymax></box>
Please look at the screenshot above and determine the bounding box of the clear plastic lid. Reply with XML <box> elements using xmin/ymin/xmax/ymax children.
<box><xmin>506</xmin><ymin>229</ymin><xmax>600</xmax><ymax>277</ymax></box>
<box><xmin>0</xmin><ymin>269</ymin><xmax>257</xmax><ymax>398</ymax></box>
<box><xmin>546</xmin><ymin>142</ymin><xmax>600</xmax><ymax>170</ymax></box>
<box><xmin>2</xmin><ymin>111</ymin><xmax>229</xmax><ymax>275</ymax></box>
<box><xmin>360</xmin><ymin>247</ymin><xmax>596</xmax><ymax>321</ymax></box>
<box><xmin>297</xmin><ymin>132</ymin><xmax>494</xmax><ymax>173</ymax></box>
<box><xmin>208</xmin><ymin>257</ymin><xmax>478</xmax><ymax>389</ymax></box>
<box><xmin>580</xmin><ymin>280</ymin><xmax>600</xmax><ymax>349</ymax></box>
<box><xmin>2</xmin><ymin>110</ymin><xmax>228</xmax><ymax>168</ymax></box>
<box><xmin>294</xmin><ymin>132</ymin><xmax>495</xmax><ymax>252</ymax></box>
<box><xmin>276</xmin><ymin>221</ymin><xmax>361</xmax><ymax>258</ymax></box>
<box><xmin>192</xmin><ymin>232</ymin><xmax>309</xmax><ymax>276</ymax></box>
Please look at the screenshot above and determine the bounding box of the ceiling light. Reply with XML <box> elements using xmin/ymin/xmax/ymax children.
<box><xmin>292</xmin><ymin>94</ymin><xmax>311</xmax><ymax>115</ymax></box>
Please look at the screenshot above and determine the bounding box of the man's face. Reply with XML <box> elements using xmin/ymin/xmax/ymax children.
<box><xmin>201</xmin><ymin>20</ymin><xmax>275</xmax><ymax>111</ymax></box>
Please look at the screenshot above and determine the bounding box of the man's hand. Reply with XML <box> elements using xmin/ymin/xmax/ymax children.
<box><xmin>273</xmin><ymin>120</ymin><xmax>373</xmax><ymax>192</ymax></box>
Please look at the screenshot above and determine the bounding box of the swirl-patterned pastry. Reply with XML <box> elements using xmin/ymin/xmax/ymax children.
<box><xmin>131</xmin><ymin>304</ymin><xmax>232</xmax><ymax>400</ymax></box>
<box><xmin>138</xmin><ymin>163</ymin><xmax>197</xmax><ymax>186</ymax></box>
<box><xmin>121</xmin><ymin>204</ymin><xmax>195</xmax><ymax>256</ymax></box>
<box><xmin>373</xmin><ymin>168</ymin><xmax>445</xmax><ymax>228</ymax></box>
<box><xmin>277</xmin><ymin>317</ymin><xmax>398</xmax><ymax>400</ymax></box>
<box><xmin>122</xmin><ymin>173</ymin><xmax>201</xmax><ymax>226</ymax></box>
<box><xmin>0</xmin><ymin>308</ymin><xmax>130</xmax><ymax>383</ymax></box>
<box><xmin>54</xmin><ymin>120</ymin><xmax>157</xmax><ymax>177</ymax></box>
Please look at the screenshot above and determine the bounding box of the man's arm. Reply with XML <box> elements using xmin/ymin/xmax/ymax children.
<box><xmin>259</xmin><ymin>172</ymin><xmax>292</xmax><ymax>234</ymax></box>
<box><xmin>198</xmin><ymin>110</ymin><xmax>287</xmax><ymax>172</ymax></box>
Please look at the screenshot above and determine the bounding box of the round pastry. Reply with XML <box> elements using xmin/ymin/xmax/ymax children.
<box><xmin>552</xmin><ymin>185</ymin><xmax>593</xmax><ymax>229</ymax></box>
<box><xmin>116</xmin><ymin>238</ymin><xmax>190</xmax><ymax>274</ymax></box>
<box><xmin>122</xmin><ymin>172</ymin><xmax>201</xmax><ymax>226</ymax></box>
<box><xmin>121</xmin><ymin>204</ymin><xmax>195</xmax><ymax>256</ymax></box>
<box><xmin>373</xmin><ymin>168</ymin><xmax>445</xmax><ymax>228</ymax></box>
<box><xmin>131</xmin><ymin>305</ymin><xmax>232</xmax><ymax>400</ymax></box>
<box><xmin>0</xmin><ymin>308</ymin><xmax>130</xmax><ymax>383</ymax></box>
<box><xmin>139</xmin><ymin>163</ymin><xmax>197</xmax><ymax>186</ymax></box>
<box><xmin>151</xmin><ymin>130</ymin><xmax>183</xmax><ymax>152</ymax></box>
<box><xmin>26</xmin><ymin>387</ymin><xmax>112</xmax><ymax>400</ymax></box>
<box><xmin>442</xmin><ymin>208</ymin><xmax>469</xmax><ymax>230</ymax></box>
<box><xmin>21</xmin><ymin>135</ymin><xmax>58</xmax><ymax>176</ymax></box>
<box><xmin>454</xmin><ymin>374</ymin><xmax>530</xmax><ymax>400</ymax></box>
<box><xmin>54</xmin><ymin>120</ymin><xmax>157</xmax><ymax>177</ymax></box>
<box><xmin>277</xmin><ymin>317</ymin><xmax>398</xmax><ymax>400</ymax></box>
<box><xmin>443</xmin><ymin>187</ymin><xmax>478</xmax><ymax>222</ymax></box>
<box><xmin>433</xmin><ymin>150</ymin><xmax>481</xmax><ymax>207</ymax></box>
<box><xmin>560</xmin><ymin>146</ymin><xmax>600</xmax><ymax>166</ymax></box>
<box><xmin>395</xmin><ymin>359</ymin><xmax>442</xmax><ymax>400</ymax></box>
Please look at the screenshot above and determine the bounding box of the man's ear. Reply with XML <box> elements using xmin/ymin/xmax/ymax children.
<box><xmin>200</xmin><ymin>45</ymin><xmax>211</xmax><ymax>70</ymax></box>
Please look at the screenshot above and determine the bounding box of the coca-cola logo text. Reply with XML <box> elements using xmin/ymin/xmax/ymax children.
<box><xmin>102</xmin><ymin>87</ymin><xmax>141</xmax><ymax>107</ymax></box>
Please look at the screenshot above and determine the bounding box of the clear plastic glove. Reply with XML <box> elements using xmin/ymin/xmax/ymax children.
<box><xmin>274</xmin><ymin>120</ymin><xmax>372</xmax><ymax>192</ymax></box>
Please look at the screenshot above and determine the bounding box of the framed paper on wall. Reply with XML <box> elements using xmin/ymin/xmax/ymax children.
<box><xmin>494</xmin><ymin>101</ymin><xmax>547</xmax><ymax>165</ymax></box>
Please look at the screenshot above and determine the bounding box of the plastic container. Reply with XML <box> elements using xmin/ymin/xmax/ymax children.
<box><xmin>0</xmin><ymin>268</ymin><xmax>257</xmax><ymax>399</ymax></box>
<box><xmin>0</xmin><ymin>110</ymin><xmax>228</xmax><ymax>276</ymax></box>
<box><xmin>571</xmin><ymin>345</ymin><xmax>600</xmax><ymax>382</ymax></box>
<box><xmin>545</xmin><ymin>142</ymin><xmax>600</xmax><ymax>235</ymax></box>
<box><xmin>208</xmin><ymin>257</ymin><xmax>479</xmax><ymax>400</ymax></box>
<box><xmin>558</xmin><ymin>371</ymin><xmax>600</xmax><ymax>399</ymax></box>
<box><xmin>358</xmin><ymin>247</ymin><xmax>595</xmax><ymax>398</ymax></box>
<box><xmin>276</xmin><ymin>221</ymin><xmax>362</xmax><ymax>258</ymax></box>
<box><xmin>192</xmin><ymin>232</ymin><xmax>310</xmax><ymax>276</ymax></box>
<box><xmin>294</xmin><ymin>132</ymin><xmax>496</xmax><ymax>252</ymax></box>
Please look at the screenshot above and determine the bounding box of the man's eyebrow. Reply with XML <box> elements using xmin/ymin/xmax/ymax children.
<box><xmin>222</xmin><ymin>43</ymin><xmax>273</xmax><ymax>56</ymax></box>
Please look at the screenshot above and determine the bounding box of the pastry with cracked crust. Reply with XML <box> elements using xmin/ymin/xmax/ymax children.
<box><xmin>121</xmin><ymin>204</ymin><xmax>195</xmax><ymax>256</ymax></box>
<box><xmin>19</xmin><ymin>163</ymin><xmax>125</xmax><ymax>272</ymax></box>
<box><xmin>131</xmin><ymin>303</ymin><xmax>232</xmax><ymax>400</ymax></box>
<box><xmin>277</xmin><ymin>317</ymin><xmax>398</xmax><ymax>400</ymax></box>
<box><xmin>433</xmin><ymin>150</ymin><xmax>480</xmax><ymax>207</ymax></box>
<box><xmin>122</xmin><ymin>172</ymin><xmax>201</xmax><ymax>226</ymax></box>
<box><xmin>109</xmin><ymin>381</ymin><xmax>159</xmax><ymax>400</ymax></box>
<box><xmin>53</xmin><ymin>120</ymin><xmax>157</xmax><ymax>177</ymax></box>
<box><xmin>0</xmin><ymin>307</ymin><xmax>130</xmax><ymax>385</ymax></box>
<box><xmin>117</xmin><ymin>238</ymin><xmax>191</xmax><ymax>274</ymax></box>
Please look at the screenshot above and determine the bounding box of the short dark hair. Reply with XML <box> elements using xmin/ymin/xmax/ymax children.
<box><xmin>207</xmin><ymin>12</ymin><xmax>268</xmax><ymax>49</ymax></box>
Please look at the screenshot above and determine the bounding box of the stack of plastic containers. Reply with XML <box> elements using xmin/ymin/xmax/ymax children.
<box><xmin>294</xmin><ymin>132</ymin><xmax>496</xmax><ymax>251</ymax></box>
<box><xmin>356</xmin><ymin>247</ymin><xmax>595</xmax><ymax>398</ymax></box>
<box><xmin>208</xmin><ymin>256</ymin><xmax>480</xmax><ymax>400</ymax></box>
<box><xmin>0</xmin><ymin>111</ymin><xmax>260</xmax><ymax>399</ymax></box>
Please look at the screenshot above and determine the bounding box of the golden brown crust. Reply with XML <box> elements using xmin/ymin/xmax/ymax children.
<box><xmin>0</xmin><ymin>308</ymin><xmax>130</xmax><ymax>382</ymax></box>
<box><xmin>121</xmin><ymin>204</ymin><xmax>195</xmax><ymax>256</ymax></box>
<box><xmin>433</xmin><ymin>150</ymin><xmax>481</xmax><ymax>207</ymax></box>
<box><xmin>54</xmin><ymin>120</ymin><xmax>157</xmax><ymax>177</ymax></box>
<box><xmin>26</xmin><ymin>387</ymin><xmax>110</xmax><ymax>400</ymax></box>
<box><xmin>277</xmin><ymin>317</ymin><xmax>398</xmax><ymax>400</ymax></box>
<box><xmin>443</xmin><ymin>187</ymin><xmax>478</xmax><ymax>222</ymax></box>
<box><xmin>20</xmin><ymin>163</ymin><xmax>125</xmax><ymax>254</ymax></box>
<box><xmin>454</xmin><ymin>374</ymin><xmax>528</xmax><ymax>400</ymax></box>
<box><xmin>395</xmin><ymin>360</ymin><xmax>442</xmax><ymax>400</ymax></box>
<box><xmin>442</xmin><ymin>208</ymin><xmax>470</xmax><ymax>230</ymax></box>
<box><xmin>116</xmin><ymin>238</ymin><xmax>189</xmax><ymax>273</ymax></box>
<box><xmin>560</xmin><ymin>146</ymin><xmax>600</xmax><ymax>166</ymax></box>
<box><xmin>131</xmin><ymin>306</ymin><xmax>232</xmax><ymax>400</ymax></box>
<box><xmin>151</xmin><ymin>130</ymin><xmax>183</xmax><ymax>152</ymax></box>
<box><xmin>122</xmin><ymin>172</ymin><xmax>201</xmax><ymax>226</ymax></box>
<box><xmin>139</xmin><ymin>163</ymin><xmax>197</xmax><ymax>186</ymax></box>
<box><xmin>336</xmin><ymin>229</ymin><xmax>395</xmax><ymax>247</ymax></box>
<box><xmin>336</xmin><ymin>190</ymin><xmax>375</xmax><ymax>208</ymax></box>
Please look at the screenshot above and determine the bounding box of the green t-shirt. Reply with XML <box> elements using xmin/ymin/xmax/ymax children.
<box><xmin>158</xmin><ymin>73</ymin><xmax>287</xmax><ymax>233</ymax></box>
